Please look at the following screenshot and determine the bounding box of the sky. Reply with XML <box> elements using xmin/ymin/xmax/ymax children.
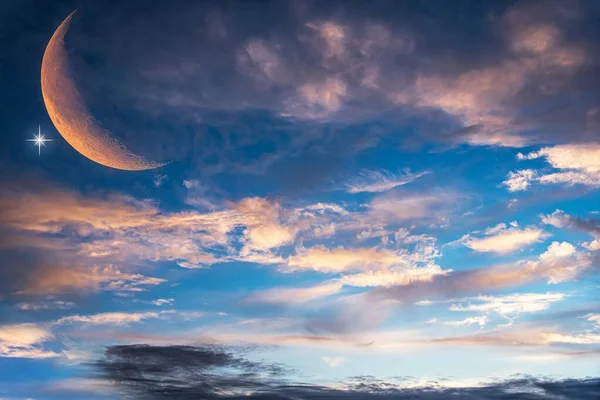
<box><xmin>1</xmin><ymin>0</ymin><xmax>600</xmax><ymax>398</ymax></box>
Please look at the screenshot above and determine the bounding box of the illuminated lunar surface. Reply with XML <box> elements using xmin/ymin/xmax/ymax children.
<box><xmin>41</xmin><ymin>9</ymin><xmax>166</xmax><ymax>171</ymax></box>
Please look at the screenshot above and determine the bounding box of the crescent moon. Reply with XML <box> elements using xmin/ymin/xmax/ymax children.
<box><xmin>41</xmin><ymin>9</ymin><xmax>167</xmax><ymax>171</ymax></box>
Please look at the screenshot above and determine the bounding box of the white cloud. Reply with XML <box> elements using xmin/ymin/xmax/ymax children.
<box><xmin>449</xmin><ymin>293</ymin><xmax>566</xmax><ymax>316</ymax></box>
<box><xmin>540</xmin><ymin>209</ymin><xmax>570</xmax><ymax>228</ymax></box>
<box><xmin>55</xmin><ymin>312</ymin><xmax>159</xmax><ymax>326</ymax></box>
<box><xmin>322</xmin><ymin>356</ymin><xmax>345</xmax><ymax>368</ymax></box>
<box><xmin>246</xmin><ymin>281</ymin><xmax>343</xmax><ymax>305</ymax></box>
<box><xmin>461</xmin><ymin>223</ymin><xmax>548</xmax><ymax>253</ymax></box>
<box><xmin>524</xmin><ymin>144</ymin><xmax>600</xmax><ymax>173</ymax></box>
<box><xmin>543</xmin><ymin>332</ymin><xmax>600</xmax><ymax>345</ymax></box>
<box><xmin>444</xmin><ymin>316</ymin><xmax>488</xmax><ymax>328</ymax></box>
<box><xmin>583</xmin><ymin>240</ymin><xmax>600</xmax><ymax>251</ymax></box>
<box><xmin>340</xmin><ymin>264</ymin><xmax>449</xmax><ymax>288</ymax></box>
<box><xmin>0</xmin><ymin>323</ymin><xmax>57</xmax><ymax>359</ymax></box>
<box><xmin>150</xmin><ymin>298</ymin><xmax>174</xmax><ymax>306</ymax></box>
<box><xmin>585</xmin><ymin>314</ymin><xmax>600</xmax><ymax>329</ymax></box>
<box><xmin>345</xmin><ymin>170</ymin><xmax>427</xmax><ymax>193</ymax></box>
<box><xmin>503</xmin><ymin>169</ymin><xmax>537</xmax><ymax>192</ymax></box>
<box><xmin>512</xmin><ymin>144</ymin><xmax>600</xmax><ymax>189</ymax></box>
<box><xmin>538</xmin><ymin>241</ymin><xmax>576</xmax><ymax>261</ymax></box>
<box><xmin>529</xmin><ymin>241</ymin><xmax>593</xmax><ymax>284</ymax></box>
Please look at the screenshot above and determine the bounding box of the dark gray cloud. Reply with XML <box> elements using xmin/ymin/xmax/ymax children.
<box><xmin>93</xmin><ymin>344</ymin><xmax>600</xmax><ymax>399</ymax></box>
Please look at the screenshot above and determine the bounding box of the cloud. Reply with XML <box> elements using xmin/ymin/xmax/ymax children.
<box><xmin>431</xmin><ymin>328</ymin><xmax>600</xmax><ymax>348</ymax></box>
<box><xmin>444</xmin><ymin>316</ymin><xmax>488</xmax><ymax>328</ymax></box>
<box><xmin>460</xmin><ymin>223</ymin><xmax>548</xmax><ymax>253</ymax></box>
<box><xmin>287</xmin><ymin>77</ymin><xmax>348</xmax><ymax>119</ymax></box>
<box><xmin>503</xmin><ymin>169</ymin><xmax>537</xmax><ymax>192</ymax></box>
<box><xmin>246</xmin><ymin>281</ymin><xmax>343</xmax><ymax>305</ymax></box>
<box><xmin>15</xmin><ymin>300</ymin><xmax>76</xmax><ymax>311</ymax></box>
<box><xmin>369</xmin><ymin>241</ymin><xmax>592</xmax><ymax>306</ymax></box>
<box><xmin>1</xmin><ymin>182</ymin><xmax>353</xmax><ymax>298</ymax></box>
<box><xmin>0</xmin><ymin>323</ymin><xmax>57</xmax><ymax>359</ymax></box>
<box><xmin>340</xmin><ymin>264</ymin><xmax>450</xmax><ymax>288</ymax></box>
<box><xmin>368</xmin><ymin>191</ymin><xmax>455</xmax><ymax>222</ymax></box>
<box><xmin>287</xmin><ymin>246</ymin><xmax>408</xmax><ymax>273</ymax></box>
<box><xmin>150</xmin><ymin>298</ymin><xmax>175</xmax><ymax>306</ymax></box>
<box><xmin>448</xmin><ymin>293</ymin><xmax>566</xmax><ymax>316</ymax></box>
<box><xmin>585</xmin><ymin>314</ymin><xmax>600</xmax><ymax>329</ymax></box>
<box><xmin>23</xmin><ymin>265</ymin><xmax>165</xmax><ymax>295</ymax></box>
<box><xmin>541</xmin><ymin>209</ymin><xmax>600</xmax><ymax>238</ymax></box>
<box><xmin>510</xmin><ymin>144</ymin><xmax>600</xmax><ymax>190</ymax></box>
<box><xmin>529</xmin><ymin>242</ymin><xmax>592</xmax><ymax>284</ymax></box>
<box><xmin>344</xmin><ymin>170</ymin><xmax>427</xmax><ymax>193</ymax></box>
<box><xmin>55</xmin><ymin>311</ymin><xmax>160</xmax><ymax>326</ymax></box>
<box><xmin>92</xmin><ymin>344</ymin><xmax>600</xmax><ymax>399</ymax></box>
<box><xmin>234</xmin><ymin>197</ymin><xmax>297</xmax><ymax>251</ymax></box>
<box><xmin>322</xmin><ymin>356</ymin><xmax>345</xmax><ymax>368</ymax></box>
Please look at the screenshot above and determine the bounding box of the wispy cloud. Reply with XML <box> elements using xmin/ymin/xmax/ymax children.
<box><xmin>55</xmin><ymin>312</ymin><xmax>160</xmax><ymax>326</ymax></box>
<box><xmin>246</xmin><ymin>281</ymin><xmax>343</xmax><ymax>305</ymax></box>
<box><xmin>345</xmin><ymin>170</ymin><xmax>427</xmax><ymax>193</ymax></box>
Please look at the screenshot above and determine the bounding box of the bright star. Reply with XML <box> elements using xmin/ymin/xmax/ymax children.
<box><xmin>27</xmin><ymin>125</ymin><xmax>52</xmax><ymax>155</ymax></box>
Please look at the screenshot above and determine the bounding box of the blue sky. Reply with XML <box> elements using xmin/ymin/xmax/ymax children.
<box><xmin>1</xmin><ymin>0</ymin><xmax>600</xmax><ymax>398</ymax></box>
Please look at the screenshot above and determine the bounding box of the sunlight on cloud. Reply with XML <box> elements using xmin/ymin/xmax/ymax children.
<box><xmin>460</xmin><ymin>222</ymin><xmax>548</xmax><ymax>253</ymax></box>
<box><xmin>246</xmin><ymin>281</ymin><xmax>343</xmax><ymax>305</ymax></box>
<box><xmin>0</xmin><ymin>323</ymin><xmax>57</xmax><ymax>359</ymax></box>
<box><xmin>507</xmin><ymin>144</ymin><xmax>600</xmax><ymax>191</ymax></box>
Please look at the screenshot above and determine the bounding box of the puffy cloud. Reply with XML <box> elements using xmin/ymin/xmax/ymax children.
<box><xmin>523</xmin><ymin>144</ymin><xmax>600</xmax><ymax>174</ymax></box>
<box><xmin>524</xmin><ymin>242</ymin><xmax>592</xmax><ymax>284</ymax></box>
<box><xmin>345</xmin><ymin>170</ymin><xmax>427</xmax><ymax>193</ymax></box>
<box><xmin>538</xmin><ymin>241</ymin><xmax>576</xmax><ymax>261</ymax></box>
<box><xmin>540</xmin><ymin>210</ymin><xmax>600</xmax><ymax>238</ymax></box>
<box><xmin>0</xmin><ymin>323</ymin><xmax>57</xmax><ymax>359</ymax></box>
<box><xmin>460</xmin><ymin>223</ymin><xmax>548</xmax><ymax>253</ymax></box>
<box><xmin>503</xmin><ymin>169</ymin><xmax>537</xmax><ymax>192</ymax></box>
<box><xmin>235</xmin><ymin>197</ymin><xmax>297</xmax><ymax>251</ymax></box>
<box><xmin>511</xmin><ymin>144</ymin><xmax>600</xmax><ymax>190</ymax></box>
<box><xmin>541</xmin><ymin>209</ymin><xmax>571</xmax><ymax>228</ymax></box>
<box><xmin>583</xmin><ymin>240</ymin><xmax>600</xmax><ymax>251</ymax></box>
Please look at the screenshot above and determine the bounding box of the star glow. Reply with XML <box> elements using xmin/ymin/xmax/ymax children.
<box><xmin>27</xmin><ymin>125</ymin><xmax>52</xmax><ymax>155</ymax></box>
